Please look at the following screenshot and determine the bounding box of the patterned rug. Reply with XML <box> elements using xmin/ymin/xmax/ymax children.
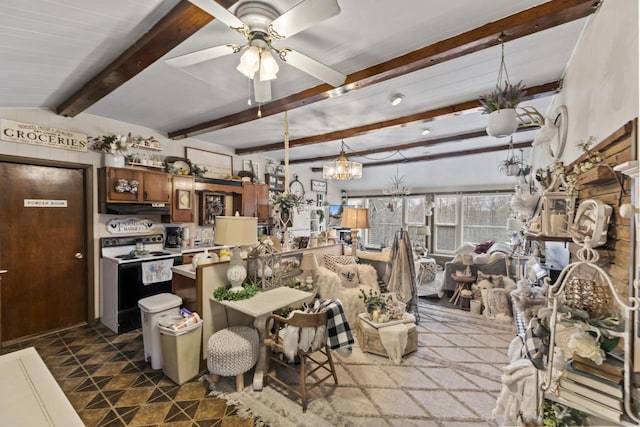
<box><xmin>205</xmin><ymin>302</ymin><xmax>514</xmax><ymax>426</ymax></box>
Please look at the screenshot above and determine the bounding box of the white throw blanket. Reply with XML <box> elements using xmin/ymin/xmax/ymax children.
<box><xmin>141</xmin><ymin>259</ymin><xmax>173</xmax><ymax>285</ymax></box>
<box><xmin>377</xmin><ymin>316</ymin><xmax>415</xmax><ymax>365</ymax></box>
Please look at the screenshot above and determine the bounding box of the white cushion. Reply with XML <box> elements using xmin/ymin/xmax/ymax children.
<box><xmin>334</xmin><ymin>263</ymin><xmax>361</xmax><ymax>288</ymax></box>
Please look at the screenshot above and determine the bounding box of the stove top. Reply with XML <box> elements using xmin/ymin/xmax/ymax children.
<box><xmin>101</xmin><ymin>234</ymin><xmax>181</xmax><ymax>264</ymax></box>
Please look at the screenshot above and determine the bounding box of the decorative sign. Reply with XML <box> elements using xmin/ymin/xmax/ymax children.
<box><xmin>185</xmin><ymin>147</ymin><xmax>232</xmax><ymax>179</ymax></box>
<box><xmin>24</xmin><ymin>199</ymin><xmax>68</xmax><ymax>207</ymax></box>
<box><xmin>1</xmin><ymin>119</ymin><xmax>88</xmax><ymax>152</ymax></box>
<box><xmin>107</xmin><ymin>217</ymin><xmax>155</xmax><ymax>234</ymax></box>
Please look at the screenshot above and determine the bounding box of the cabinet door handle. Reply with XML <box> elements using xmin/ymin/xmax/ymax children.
<box><xmin>75</xmin><ymin>253</ymin><xmax>84</xmax><ymax>259</ymax></box>
<box><xmin>144</xmin><ymin>191</ymin><xmax>148</xmax><ymax>200</ymax></box>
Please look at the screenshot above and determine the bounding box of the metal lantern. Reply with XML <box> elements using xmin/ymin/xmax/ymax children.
<box><xmin>247</xmin><ymin>240</ymin><xmax>281</xmax><ymax>290</ymax></box>
<box><xmin>530</xmin><ymin>161</ymin><xmax>577</xmax><ymax>238</ymax></box>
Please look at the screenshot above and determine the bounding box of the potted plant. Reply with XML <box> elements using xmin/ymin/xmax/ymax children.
<box><xmin>270</xmin><ymin>192</ymin><xmax>303</xmax><ymax>227</ymax></box>
<box><xmin>480</xmin><ymin>80</ymin><xmax>526</xmax><ymax>137</ymax></box>
<box><xmin>90</xmin><ymin>134</ymin><xmax>133</xmax><ymax>167</ymax></box>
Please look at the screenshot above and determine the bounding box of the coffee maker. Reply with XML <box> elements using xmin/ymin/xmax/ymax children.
<box><xmin>165</xmin><ymin>226</ymin><xmax>183</xmax><ymax>248</ymax></box>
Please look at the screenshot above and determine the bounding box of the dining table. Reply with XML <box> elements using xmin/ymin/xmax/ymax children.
<box><xmin>211</xmin><ymin>286</ymin><xmax>314</xmax><ymax>391</ymax></box>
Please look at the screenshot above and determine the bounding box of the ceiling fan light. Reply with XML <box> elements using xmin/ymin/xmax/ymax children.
<box><xmin>389</xmin><ymin>93</ymin><xmax>404</xmax><ymax>106</ymax></box>
<box><xmin>259</xmin><ymin>50</ymin><xmax>279</xmax><ymax>81</ymax></box>
<box><xmin>237</xmin><ymin>46</ymin><xmax>260</xmax><ymax>78</ymax></box>
<box><xmin>421</xmin><ymin>128</ymin><xmax>431</xmax><ymax>136</ymax></box>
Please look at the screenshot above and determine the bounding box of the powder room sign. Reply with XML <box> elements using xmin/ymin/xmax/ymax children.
<box><xmin>0</xmin><ymin>119</ymin><xmax>88</xmax><ymax>152</ymax></box>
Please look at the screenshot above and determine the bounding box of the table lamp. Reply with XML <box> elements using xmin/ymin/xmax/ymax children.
<box><xmin>299</xmin><ymin>253</ymin><xmax>319</xmax><ymax>289</ymax></box>
<box><xmin>462</xmin><ymin>254</ymin><xmax>474</xmax><ymax>277</ymax></box>
<box><xmin>416</xmin><ymin>225</ymin><xmax>430</xmax><ymax>256</ymax></box>
<box><xmin>341</xmin><ymin>207</ymin><xmax>370</xmax><ymax>256</ymax></box>
<box><xmin>215</xmin><ymin>215</ymin><xmax>258</xmax><ymax>292</ymax></box>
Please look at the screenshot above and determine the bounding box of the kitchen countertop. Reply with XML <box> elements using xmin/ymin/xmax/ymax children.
<box><xmin>165</xmin><ymin>245</ymin><xmax>227</xmax><ymax>255</ymax></box>
<box><xmin>172</xmin><ymin>264</ymin><xmax>196</xmax><ymax>280</ymax></box>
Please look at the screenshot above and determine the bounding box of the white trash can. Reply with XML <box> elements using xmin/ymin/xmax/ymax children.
<box><xmin>138</xmin><ymin>293</ymin><xmax>182</xmax><ymax>370</ymax></box>
<box><xmin>159</xmin><ymin>321</ymin><xmax>203</xmax><ymax>385</ymax></box>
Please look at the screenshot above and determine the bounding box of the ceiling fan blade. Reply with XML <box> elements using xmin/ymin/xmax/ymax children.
<box><xmin>269</xmin><ymin>0</ymin><xmax>340</xmax><ymax>39</ymax></box>
<box><xmin>165</xmin><ymin>44</ymin><xmax>239</xmax><ymax>68</ymax></box>
<box><xmin>280</xmin><ymin>49</ymin><xmax>346</xmax><ymax>87</ymax></box>
<box><xmin>187</xmin><ymin>0</ymin><xmax>246</xmax><ymax>30</ymax></box>
<box><xmin>254</xmin><ymin>72</ymin><xmax>272</xmax><ymax>103</ymax></box>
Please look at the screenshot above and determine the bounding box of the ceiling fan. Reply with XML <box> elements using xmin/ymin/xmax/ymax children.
<box><xmin>166</xmin><ymin>0</ymin><xmax>347</xmax><ymax>103</ymax></box>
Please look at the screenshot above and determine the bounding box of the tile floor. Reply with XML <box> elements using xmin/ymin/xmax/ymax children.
<box><xmin>0</xmin><ymin>298</ymin><xmax>515</xmax><ymax>426</ymax></box>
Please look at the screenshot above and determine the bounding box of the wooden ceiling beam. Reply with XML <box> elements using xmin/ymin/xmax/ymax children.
<box><xmin>310</xmin><ymin>141</ymin><xmax>533</xmax><ymax>172</ymax></box>
<box><xmin>239</xmin><ymin>81</ymin><xmax>559</xmax><ymax>156</ymax></box>
<box><xmin>55</xmin><ymin>0</ymin><xmax>240</xmax><ymax>117</ymax></box>
<box><xmin>169</xmin><ymin>0</ymin><xmax>598</xmax><ymax>139</ymax></box>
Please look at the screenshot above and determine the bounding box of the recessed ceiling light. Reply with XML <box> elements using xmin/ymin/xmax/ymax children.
<box><xmin>421</xmin><ymin>128</ymin><xmax>431</xmax><ymax>136</ymax></box>
<box><xmin>389</xmin><ymin>93</ymin><xmax>404</xmax><ymax>106</ymax></box>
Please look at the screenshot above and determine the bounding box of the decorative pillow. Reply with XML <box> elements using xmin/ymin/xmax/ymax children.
<box><xmin>484</xmin><ymin>288</ymin><xmax>513</xmax><ymax>322</ymax></box>
<box><xmin>474</xmin><ymin>240</ymin><xmax>495</xmax><ymax>254</ymax></box>
<box><xmin>477</xmin><ymin>271</ymin><xmax>504</xmax><ymax>288</ymax></box>
<box><xmin>502</xmin><ymin>276</ymin><xmax>517</xmax><ymax>293</ymax></box>
<box><xmin>474</xmin><ymin>253</ymin><xmax>490</xmax><ymax>264</ymax></box>
<box><xmin>323</xmin><ymin>254</ymin><xmax>357</xmax><ymax>273</ymax></box>
<box><xmin>334</xmin><ymin>263</ymin><xmax>360</xmax><ymax>288</ymax></box>
<box><xmin>454</xmin><ymin>243</ymin><xmax>476</xmax><ymax>255</ymax></box>
<box><xmin>487</xmin><ymin>242</ymin><xmax>513</xmax><ymax>255</ymax></box>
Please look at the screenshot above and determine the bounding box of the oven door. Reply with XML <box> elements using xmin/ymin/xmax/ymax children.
<box><xmin>117</xmin><ymin>256</ymin><xmax>182</xmax><ymax>333</ymax></box>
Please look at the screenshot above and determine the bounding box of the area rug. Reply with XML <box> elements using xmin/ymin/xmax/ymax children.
<box><xmin>416</xmin><ymin>270</ymin><xmax>444</xmax><ymax>298</ymax></box>
<box><xmin>205</xmin><ymin>302</ymin><xmax>515</xmax><ymax>426</ymax></box>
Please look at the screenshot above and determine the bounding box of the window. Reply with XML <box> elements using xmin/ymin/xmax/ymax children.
<box><xmin>434</xmin><ymin>193</ymin><xmax>511</xmax><ymax>254</ymax></box>
<box><xmin>405</xmin><ymin>195</ymin><xmax>426</xmax><ymax>224</ymax></box>
<box><xmin>362</xmin><ymin>197</ymin><xmax>403</xmax><ymax>248</ymax></box>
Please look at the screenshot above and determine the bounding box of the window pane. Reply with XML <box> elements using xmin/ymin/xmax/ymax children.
<box><xmin>405</xmin><ymin>196</ymin><xmax>425</xmax><ymax>224</ymax></box>
<box><xmin>366</xmin><ymin>197</ymin><xmax>403</xmax><ymax>248</ymax></box>
<box><xmin>462</xmin><ymin>194</ymin><xmax>511</xmax><ymax>242</ymax></box>
<box><xmin>435</xmin><ymin>225</ymin><xmax>456</xmax><ymax>252</ymax></box>
<box><xmin>435</xmin><ymin>196</ymin><xmax>457</xmax><ymax>224</ymax></box>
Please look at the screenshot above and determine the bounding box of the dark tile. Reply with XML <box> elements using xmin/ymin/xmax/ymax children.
<box><xmin>176</xmin><ymin>400</ymin><xmax>199</xmax><ymax>418</ymax></box>
<box><xmin>78</xmin><ymin>408</ymin><xmax>110</xmax><ymax>426</ymax></box>
<box><xmin>197</xmin><ymin>420</ymin><xmax>223</xmax><ymax>427</ymax></box>
<box><xmin>103</xmin><ymin>389</ymin><xmax>126</xmax><ymax>405</ymax></box>
<box><xmin>97</xmin><ymin>409</ymin><xmax>125</xmax><ymax>427</ymax></box>
<box><xmin>115</xmin><ymin>405</ymin><xmax>139</xmax><ymax>424</ymax></box>
<box><xmin>85</xmin><ymin>392</ymin><xmax>111</xmax><ymax>409</ymax></box>
<box><xmin>147</xmin><ymin>387</ymin><xmax>172</xmax><ymax>403</ymax></box>
<box><xmin>164</xmin><ymin>403</ymin><xmax>191</xmax><ymax>423</ymax></box>
<box><xmin>75</xmin><ymin>377</ymin><xmax>100</xmax><ymax>392</ymax></box>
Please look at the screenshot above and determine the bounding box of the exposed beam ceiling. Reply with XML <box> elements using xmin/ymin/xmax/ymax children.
<box><xmin>289</xmin><ymin>127</ymin><xmax>532</xmax><ymax>164</ymax></box>
<box><xmin>310</xmin><ymin>140</ymin><xmax>532</xmax><ymax>172</ymax></box>
<box><xmin>168</xmin><ymin>0</ymin><xmax>598</xmax><ymax>139</ymax></box>
<box><xmin>238</xmin><ymin>81</ymin><xmax>560</xmax><ymax>155</ymax></box>
<box><xmin>55</xmin><ymin>0</ymin><xmax>240</xmax><ymax>117</ymax></box>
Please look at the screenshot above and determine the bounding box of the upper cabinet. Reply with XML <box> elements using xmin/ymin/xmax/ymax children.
<box><xmin>99</xmin><ymin>167</ymin><xmax>172</xmax><ymax>213</ymax></box>
<box><xmin>239</xmin><ymin>182</ymin><xmax>269</xmax><ymax>223</ymax></box>
<box><xmin>163</xmin><ymin>175</ymin><xmax>194</xmax><ymax>224</ymax></box>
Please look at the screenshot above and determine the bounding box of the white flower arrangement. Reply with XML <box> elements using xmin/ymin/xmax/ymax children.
<box><xmin>90</xmin><ymin>133</ymin><xmax>158</xmax><ymax>154</ymax></box>
<box><xmin>567</xmin><ymin>330</ymin><xmax>605</xmax><ymax>365</ymax></box>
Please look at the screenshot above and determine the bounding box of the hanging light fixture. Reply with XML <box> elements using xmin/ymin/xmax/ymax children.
<box><xmin>383</xmin><ymin>165</ymin><xmax>411</xmax><ymax>211</ymax></box>
<box><xmin>323</xmin><ymin>140</ymin><xmax>363</xmax><ymax>180</ymax></box>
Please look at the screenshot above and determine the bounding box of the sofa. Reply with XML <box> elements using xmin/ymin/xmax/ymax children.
<box><xmin>442</xmin><ymin>242</ymin><xmax>513</xmax><ymax>292</ymax></box>
<box><xmin>314</xmin><ymin>254</ymin><xmax>381</xmax><ymax>329</ymax></box>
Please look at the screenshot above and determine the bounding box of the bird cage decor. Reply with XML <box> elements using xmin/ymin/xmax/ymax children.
<box><xmin>527</xmin><ymin>161</ymin><xmax>577</xmax><ymax>238</ymax></box>
<box><xmin>247</xmin><ymin>239</ymin><xmax>281</xmax><ymax>290</ymax></box>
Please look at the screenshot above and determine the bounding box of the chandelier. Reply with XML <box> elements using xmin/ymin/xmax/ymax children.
<box><xmin>323</xmin><ymin>141</ymin><xmax>363</xmax><ymax>180</ymax></box>
<box><xmin>383</xmin><ymin>166</ymin><xmax>411</xmax><ymax>211</ymax></box>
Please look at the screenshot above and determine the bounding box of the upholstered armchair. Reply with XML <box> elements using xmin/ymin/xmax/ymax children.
<box><xmin>314</xmin><ymin>254</ymin><xmax>380</xmax><ymax>329</ymax></box>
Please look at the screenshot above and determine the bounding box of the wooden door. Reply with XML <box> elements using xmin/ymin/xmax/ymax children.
<box><xmin>104</xmin><ymin>167</ymin><xmax>143</xmax><ymax>202</ymax></box>
<box><xmin>242</xmin><ymin>182</ymin><xmax>257</xmax><ymax>218</ymax></box>
<box><xmin>142</xmin><ymin>171</ymin><xmax>171</xmax><ymax>203</ymax></box>
<box><xmin>167</xmin><ymin>175</ymin><xmax>194</xmax><ymax>223</ymax></box>
<box><xmin>0</xmin><ymin>162</ymin><xmax>88</xmax><ymax>342</ymax></box>
<box><xmin>256</xmin><ymin>183</ymin><xmax>270</xmax><ymax>223</ymax></box>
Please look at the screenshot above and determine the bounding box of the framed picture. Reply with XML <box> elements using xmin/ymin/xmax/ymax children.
<box><xmin>185</xmin><ymin>147</ymin><xmax>232</xmax><ymax>179</ymax></box>
<box><xmin>242</xmin><ymin>159</ymin><xmax>260</xmax><ymax>180</ymax></box>
<box><xmin>311</xmin><ymin>179</ymin><xmax>327</xmax><ymax>193</ymax></box>
<box><xmin>176</xmin><ymin>189</ymin><xmax>191</xmax><ymax>210</ymax></box>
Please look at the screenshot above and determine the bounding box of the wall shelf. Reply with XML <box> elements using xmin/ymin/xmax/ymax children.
<box><xmin>131</xmin><ymin>143</ymin><xmax>162</xmax><ymax>151</ymax></box>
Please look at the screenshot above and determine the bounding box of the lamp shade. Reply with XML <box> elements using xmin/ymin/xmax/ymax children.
<box><xmin>416</xmin><ymin>226</ymin><xmax>431</xmax><ymax>236</ymax></box>
<box><xmin>341</xmin><ymin>207</ymin><xmax>369</xmax><ymax>229</ymax></box>
<box><xmin>214</xmin><ymin>216</ymin><xmax>258</xmax><ymax>246</ymax></box>
<box><xmin>300</xmin><ymin>253</ymin><xmax>319</xmax><ymax>271</ymax></box>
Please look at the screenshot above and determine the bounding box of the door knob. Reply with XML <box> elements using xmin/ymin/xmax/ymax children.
<box><xmin>75</xmin><ymin>253</ymin><xmax>84</xmax><ymax>259</ymax></box>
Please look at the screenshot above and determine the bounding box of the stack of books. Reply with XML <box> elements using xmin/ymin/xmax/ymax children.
<box><xmin>557</xmin><ymin>354</ymin><xmax>625</xmax><ymax>422</ymax></box>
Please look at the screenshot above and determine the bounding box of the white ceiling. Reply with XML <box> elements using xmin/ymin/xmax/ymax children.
<box><xmin>0</xmin><ymin>0</ymin><xmax>591</xmax><ymax>192</ymax></box>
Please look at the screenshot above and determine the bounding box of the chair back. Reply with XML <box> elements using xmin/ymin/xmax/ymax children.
<box><xmin>285</xmin><ymin>311</ymin><xmax>328</xmax><ymax>328</ymax></box>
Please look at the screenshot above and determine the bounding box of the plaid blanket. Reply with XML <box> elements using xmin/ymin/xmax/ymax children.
<box><xmin>305</xmin><ymin>298</ymin><xmax>354</xmax><ymax>351</ymax></box>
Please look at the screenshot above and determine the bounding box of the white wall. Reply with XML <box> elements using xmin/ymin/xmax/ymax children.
<box><xmin>0</xmin><ymin>108</ymin><xmax>292</xmax><ymax>318</ymax></box>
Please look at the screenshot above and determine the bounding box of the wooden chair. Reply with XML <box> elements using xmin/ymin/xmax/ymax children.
<box><xmin>263</xmin><ymin>311</ymin><xmax>338</xmax><ymax>412</ymax></box>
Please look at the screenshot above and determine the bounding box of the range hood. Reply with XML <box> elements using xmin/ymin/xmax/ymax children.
<box><xmin>104</xmin><ymin>203</ymin><xmax>170</xmax><ymax>216</ymax></box>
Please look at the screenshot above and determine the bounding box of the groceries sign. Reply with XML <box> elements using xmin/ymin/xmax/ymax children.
<box><xmin>1</xmin><ymin>119</ymin><xmax>87</xmax><ymax>152</ymax></box>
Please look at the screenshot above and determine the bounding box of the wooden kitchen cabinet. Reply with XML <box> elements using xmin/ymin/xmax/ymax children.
<box><xmin>163</xmin><ymin>175</ymin><xmax>194</xmax><ymax>223</ymax></box>
<box><xmin>99</xmin><ymin>167</ymin><xmax>172</xmax><ymax>212</ymax></box>
<box><xmin>240</xmin><ymin>182</ymin><xmax>269</xmax><ymax>223</ymax></box>
<box><xmin>141</xmin><ymin>170</ymin><xmax>172</xmax><ymax>203</ymax></box>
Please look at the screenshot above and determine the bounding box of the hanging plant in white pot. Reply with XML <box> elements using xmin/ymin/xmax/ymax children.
<box><xmin>479</xmin><ymin>41</ymin><xmax>527</xmax><ymax>138</ymax></box>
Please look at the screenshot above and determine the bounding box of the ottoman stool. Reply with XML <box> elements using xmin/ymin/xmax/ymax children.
<box><xmin>207</xmin><ymin>326</ymin><xmax>259</xmax><ymax>392</ymax></box>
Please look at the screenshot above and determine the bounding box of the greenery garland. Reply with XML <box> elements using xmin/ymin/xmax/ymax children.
<box><xmin>213</xmin><ymin>284</ymin><xmax>260</xmax><ymax>301</ymax></box>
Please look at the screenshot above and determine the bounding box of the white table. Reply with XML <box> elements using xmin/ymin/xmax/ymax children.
<box><xmin>0</xmin><ymin>347</ymin><xmax>84</xmax><ymax>426</ymax></box>
<box><xmin>212</xmin><ymin>287</ymin><xmax>314</xmax><ymax>390</ymax></box>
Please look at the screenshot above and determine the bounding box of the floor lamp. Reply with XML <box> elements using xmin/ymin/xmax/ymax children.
<box><xmin>341</xmin><ymin>207</ymin><xmax>369</xmax><ymax>256</ymax></box>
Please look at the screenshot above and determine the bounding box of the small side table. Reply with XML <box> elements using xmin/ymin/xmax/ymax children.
<box><xmin>449</xmin><ymin>275</ymin><xmax>476</xmax><ymax>309</ymax></box>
